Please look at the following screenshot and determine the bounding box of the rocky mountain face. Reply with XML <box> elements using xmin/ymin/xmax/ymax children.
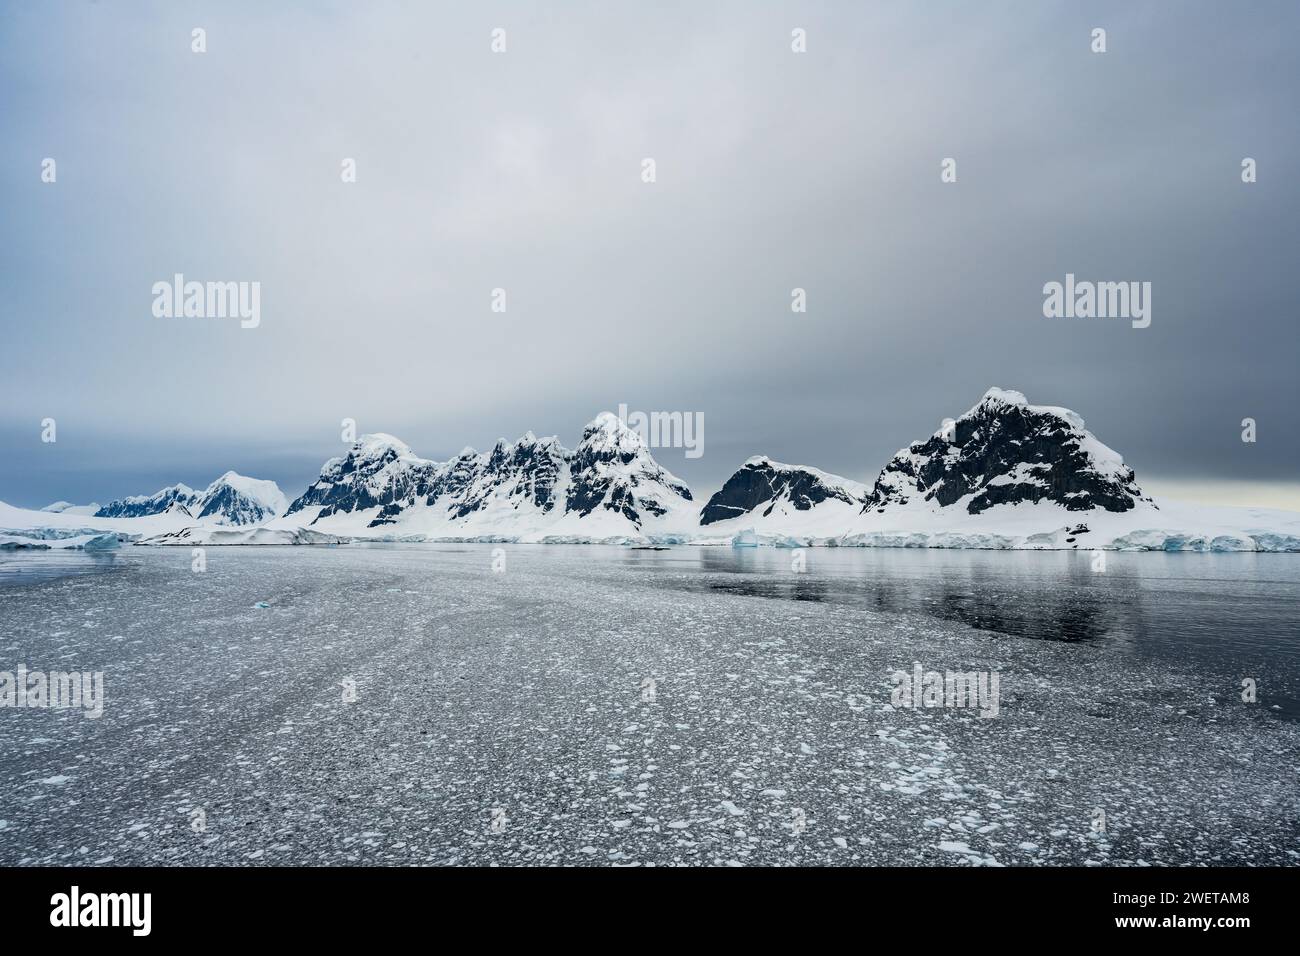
<box><xmin>861</xmin><ymin>388</ymin><xmax>1153</xmax><ymax>515</ymax></box>
<box><xmin>700</xmin><ymin>457</ymin><xmax>864</xmax><ymax>525</ymax></box>
<box><xmin>455</xmin><ymin>434</ymin><xmax>569</xmax><ymax>519</ymax></box>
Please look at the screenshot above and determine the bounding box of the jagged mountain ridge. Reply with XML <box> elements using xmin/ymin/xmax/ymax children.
<box><xmin>286</xmin><ymin>412</ymin><xmax>694</xmax><ymax>535</ymax></box>
<box><xmin>14</xmin><ymin>390</ymin><xmax>1298</xmax><ymax>551</ymax></box>
<box><xmin>85</xmin><ymin>389</ymin><xmax>1156</xmax><ymax>538</ymax></box>
<box><xmin>96</xmin><ymin>483</ymin><xmax>199</xmax><ymax>519</ymax></box>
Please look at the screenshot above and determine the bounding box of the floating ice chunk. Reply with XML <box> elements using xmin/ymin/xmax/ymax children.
<box><xmin>82</xmin><ymin>533</ymin><xmax>120</xmax><ymax>551</ymax></box>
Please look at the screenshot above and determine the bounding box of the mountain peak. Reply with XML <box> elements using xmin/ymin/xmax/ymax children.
<box><xmin>863</xmin><ymin>387</ymin><xmax>1149</xmax><ymax>516</ymax></box>
<box><xmin>701</xmin><ymin>456</ymin><xmax>865</xmax><ymax>526</ymax></box>
<box><xmin>558</xmin><ymin>413</ymin><xmax>689</xmax><ymax>524</ymax></box>
<box><xmin>965</xmin><ymin>387</ymin><xmax>1085</xmax><ymax>432</ymax></box>
<box><xmin>353</xmin><ymin>433</ymin><xmax>413</xmax><ymax>458</ymax></box>
<box><xmin>581</xmin><ymin>412</ymin><xmax>646</xmax><ymax>453</ymax></box>
<box><xmin>195</xmin><ymin>471</ymin><xmax>287</xmax><ymax>525</ymax></box>
<box><xmin>979</xmin><ymin>386</ymin><xmax>1027</xmax><ymax>407</ymax></box>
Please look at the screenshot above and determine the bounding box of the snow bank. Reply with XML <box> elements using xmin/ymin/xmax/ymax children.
<box><xmin>731</xmin><ymin>529</ymin><xmax>806</xmax><ymax>549</ymax></box>
<box><xmin>140</xmin><ymin>527</ymin><xmax>349</xmax><ymax>546</ymax></box>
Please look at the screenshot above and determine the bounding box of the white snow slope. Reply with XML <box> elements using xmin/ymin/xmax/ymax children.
<box><xmin>39</xmin><ymin>501</ymin><xmax>101</xmax><ymax>516</ymax></box>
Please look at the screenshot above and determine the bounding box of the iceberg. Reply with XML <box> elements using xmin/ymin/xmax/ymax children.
<box><xmin>82</xmin><ymin>533</ymin><xmax>121</xmax><ymax>551</ymax></box>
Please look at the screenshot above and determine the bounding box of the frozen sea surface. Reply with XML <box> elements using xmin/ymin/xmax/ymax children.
<box><xmin>0</xmin><ymin>544</ymin><xmax>1297</xmax><ymax>866</ymax></box>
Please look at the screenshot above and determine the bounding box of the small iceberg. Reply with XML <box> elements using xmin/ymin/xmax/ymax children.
<box><xmin>82</xmin><ymin>533</ymin><xmax>121</xmax><ymax>552</ymax></box>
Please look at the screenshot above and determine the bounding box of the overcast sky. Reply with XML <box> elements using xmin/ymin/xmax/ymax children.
<box><xmin>2</xmin><ymin>1</ymin><xmax>1297</xmax><ymax>510</ymax></box>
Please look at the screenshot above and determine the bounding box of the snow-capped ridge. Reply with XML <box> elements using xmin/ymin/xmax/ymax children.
<box><xmin>282</xmin><ymin>412</ymin><xmax>696</xmax><ymax>539</ymax></box>
<box><xmin>95</xmin><ymin>483</ymin><xmax>200</xmax><ymax>519</ymax></box>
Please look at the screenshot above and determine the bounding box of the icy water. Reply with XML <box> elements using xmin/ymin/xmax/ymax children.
<box><xmin>0</xmin><ymin>544</ymin><xmax>1297</xmax><ymax>866</ymax></box>
<box><xmin>0</xmin><ymin>550</ymin><xmax>126</xmax><ymax>585</ymax></box>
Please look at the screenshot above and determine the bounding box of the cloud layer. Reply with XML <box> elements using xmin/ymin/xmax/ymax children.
<box><xmin>2</xmin><ymin>1</ymin><xmax>1296</xmax><ymax>508</ymax></box>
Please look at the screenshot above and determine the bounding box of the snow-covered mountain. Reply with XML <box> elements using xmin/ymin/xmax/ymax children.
<box><xmin>95</xmin><ymin>483</ymin><xmax>199</xmax><ymax>519</ymax></box>
<box><xmin>860</xmin><ymin>387</ymin><xmax>1152</xmax><ymax>516</ymax></box>
<box><xmin>702</xmin><ymin>387</ymin><xmax>1154</xmax><ymax>537</ymax></box>
<box><xmin>193</xmin><ymin>471</ymin><xmax>288</xmax><ymax>525</ymax></box>
<box><xmin>93</xmin><ymin>472</ymin><xmax>285</xmax><ymax>525</ymax></box>
<box><xmin>285</xmin><ymin>433</ymin><xmax>438</xmax><ymax>520</ymax></box>
<box><xmin>282</xmin><ymin>413</ymin><xmax>696</xmax><ymax>541</ymax></box>
<box><xmin>7</xmin><ymin>389</ymin><xmax>1299</xmax><ymax>551</ymax></box>
<box><xmin>699</xmin><ymin>456</ymin><xmax>867</xmax><ymax>536</ymax></box>
<box><xmin>685</xmin><ymin>388</ymin><xmax>1297</xmax><ymax>551</ymax></box>
<box><xmin>566</xmin><ymin>413</ymin><xmax>693</xmax><ymax>522</ymax></box>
